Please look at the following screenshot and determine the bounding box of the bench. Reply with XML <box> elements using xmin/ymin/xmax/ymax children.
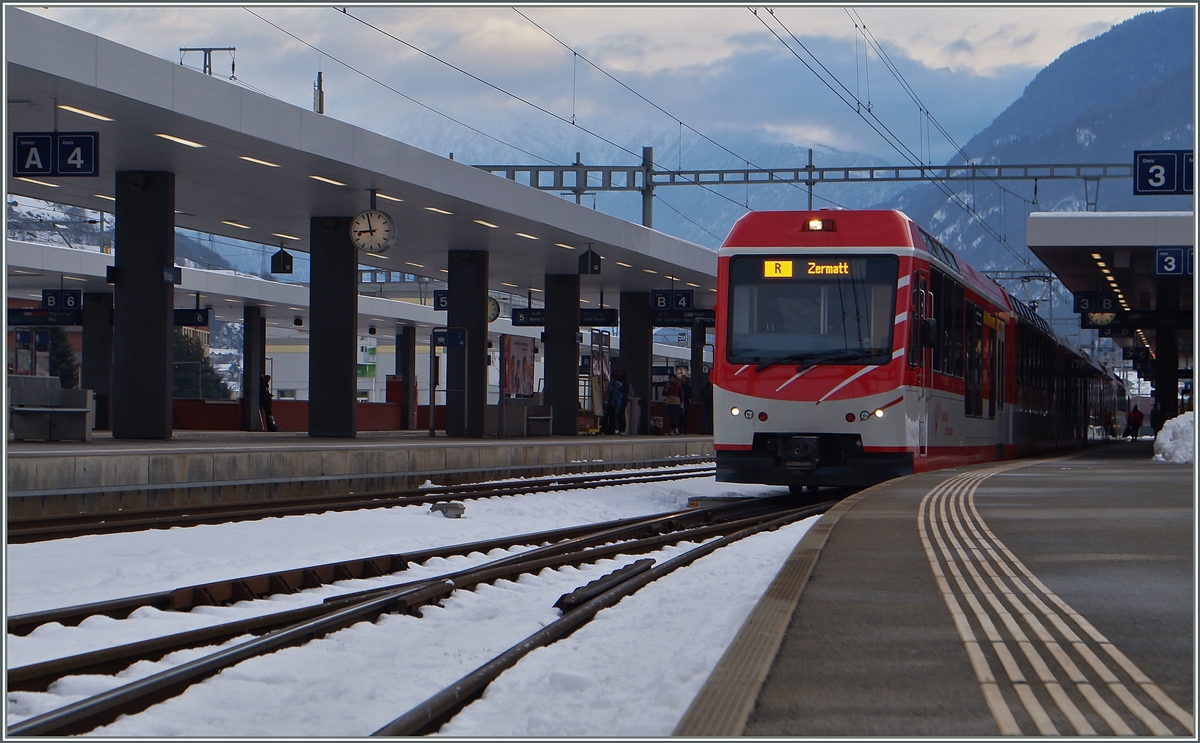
<box><xmin>8</xmin><ymin>376</ymin><xmax>93</xmax><ymax>442</ymax></box>
<box><xmin>525</xmin><ymin>405</ymin><xmax>553</xmax><ymax>437</ymax></box>
<box><xmin>485</xmin><ymin>400</ymin><xmax>553</xmax><ymax>437</ymax></box>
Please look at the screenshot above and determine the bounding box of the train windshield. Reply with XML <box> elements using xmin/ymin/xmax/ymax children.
<box><xmin>726</xmin><ymin>254</ymin><xmax>899</xmax><ymax>367</ymax></box>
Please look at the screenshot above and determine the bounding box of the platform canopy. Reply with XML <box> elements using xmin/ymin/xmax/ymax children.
<box><xmin>1026</xmin><ymin>210</ymin><xmax>1193</xmax><ymax>362</ymax></box>
<box><xmin>5</xmin><ymin>8</ymin><xmax>716</xmax><ymax>307</ymax></box>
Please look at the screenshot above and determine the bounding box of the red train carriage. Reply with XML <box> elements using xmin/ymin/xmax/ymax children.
<box><xmin>712</xmin><ymin>210</ymin><xmax>1124</xmax><ymax>493</ymax></box>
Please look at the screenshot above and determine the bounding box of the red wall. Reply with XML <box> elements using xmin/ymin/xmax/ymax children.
<box><xmin>172</xmin><ymin>398</ymin><xmax>403</xmax><ymax>431</ymax></box>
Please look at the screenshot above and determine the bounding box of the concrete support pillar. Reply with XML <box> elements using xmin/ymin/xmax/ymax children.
<box><xmin>447</xmin><ymin>250</ymin><xmax>488</xmax><ymax>438</ymax></box>
<box><xmin>308</xmin><ymin>217</ymin><xmax>358</xmax><ymax>437</ymax></box>
<box><xmin>241</xmin><ymin>305</ymin><xmax>264</xmax><ymax>431</ymax></box>
<box><xmin>1154</xmin><ymin>275</ymin><xmax>1182</xmax><ymax>420</ymax></box>
<box><xmin>1154</xmin><ymin>329</ymin><xmax>1180</xmax><ymax>419</ymax></box>
<box><xmin>81</xmin><ymin>292</ymin><xmax>113</xmax><ymax>430</ymax></box>
<box><xmin>111</xmin><ymin>170</ymin><xmax>174</xmax><ymax>439</ymax></box>
<box><xmin>545</xmin><ymin>274</ymin><xmax>581</xmax><ymax>436</ymax></box>
<box><xmin>395</xmin><ymin>326</ymin><xmax>417</xmax><ymax>430</ymax></box>
<box><xmin>619</xmin><ymin>291</ymin><xmax>652</xmax><ymax>435</ymax></box>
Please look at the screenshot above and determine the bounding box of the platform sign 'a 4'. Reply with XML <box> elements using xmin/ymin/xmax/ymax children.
<box><xmin>12</xmin><ymin>132</ymin><xmax>99</xmax><ymax>177</ymax></box>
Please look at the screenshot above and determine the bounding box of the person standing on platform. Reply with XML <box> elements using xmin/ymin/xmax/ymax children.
<box><xmin>1151</xmin><ymin>403</ymin><xmax>1166</xmax><ymax>436</ymax></box>
<box><xmin>1126</xmin><ymin>404</ymin><xmax>1144</xmax><ymax>440</ymax></box>
<box><xmin>260</xmin><ymin>374</ymin><xmax>281</xmax><ymax>432</ymax></box>
<box><xmin>605</xmin><ymin>374</ymin><xmax>625</xmax><ymax>436</ymax></box>
<box><xmin>679</xmin><ymin>371</ymin><xmax>693</xmax><ymax>434</ymax></box>
<box><xmin>664</xmin><ymin>374</ymin><xmax>684</xmax><ymax>436</ymax></box>
<box><xmin>617</xmin><ymin>373</ymin><xmax>632</xmax><ymax>436</ymax></box>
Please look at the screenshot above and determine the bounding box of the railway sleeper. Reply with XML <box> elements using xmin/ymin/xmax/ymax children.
<box><xmin>6</xmin><ymin>508</ymin><xmax>802</xmax><ymax>734</ymax></box>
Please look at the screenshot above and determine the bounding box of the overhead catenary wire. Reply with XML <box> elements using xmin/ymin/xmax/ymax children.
<box><xmin>243</xmin><ymin>8</ymin><xmax>554</xmax><ymax>165</ymax></box>
<box><xmin>511</xmin><ymin>7</ymin><xmax>844</xmax><ymax>209</ymax></box>
<box><xmin>845</xmin><ymin>8</ymin><xmax>1035</xmax><ymax>208</ymax></box>
<box><xmin>755</xmin><ymin>7</ymin><xmax>1033</xmax><ymax>269</ymax></box>
<box><xmin>335</xmin><ymin>7</ymin><xmax>758</xmax><ymax>215</ymax></box>
<box><xmin>653</xmin><ymin>193</ymin><xmax>725</xmax><ymax>243</ymax></box>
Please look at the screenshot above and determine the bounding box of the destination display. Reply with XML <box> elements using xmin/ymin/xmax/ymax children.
<box><xmin>762</xmin><ymin>259</ymin><xmax>851</xmax><ymax>277</ymax></box>
<box><xmin>652</xmin><ymin>308</ymin><xmax>714</xmax><ymax>328</ymax></box>
<box><xmin>8</xmin><ymin>308</ymin><xmax>82</xmax><ymax>326</ymax></box>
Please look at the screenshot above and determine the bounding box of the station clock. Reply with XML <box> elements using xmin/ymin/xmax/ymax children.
<box><xmin>350</xmin><ymin>209</ymin><xmax>396</xmax><ymax>253</ymax></box>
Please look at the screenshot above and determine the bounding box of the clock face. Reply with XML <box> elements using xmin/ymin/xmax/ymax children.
<box><xmin>487</xmin><ymin>296</ymin><xmax>501</xmax><ymax>323</ymax></box>
<box><xmin>1086</xmin><ymin>311</ymin><xmax>1117</xmax><ymax>326</ymax></box>
<box><xmin>350</xmin><ymin>210</ymin><xmax>395</xmax><ymax>253</ymax></box>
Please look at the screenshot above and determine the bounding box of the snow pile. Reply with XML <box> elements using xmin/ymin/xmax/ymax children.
<box><xmin>1152</xmin><ymin>412</ymin><xmax>1194</xmax><ymax>464</ymax></box>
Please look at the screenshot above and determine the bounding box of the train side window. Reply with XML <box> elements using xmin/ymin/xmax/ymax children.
<box><xmin>931</xmin><ymin>269</ymin><xmax>944</xmax><ymax>372</ymax></box>
<box><xmin>952</xmin><ymin>282</ymin><xmax>964</xmax><ymax>378</ymax></box>
<box><xmin>965</xmin><ymin>302</ymin><xmax>983</xmax><ymax>417</ymax></box>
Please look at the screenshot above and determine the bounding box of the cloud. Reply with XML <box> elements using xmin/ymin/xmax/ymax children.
<box><xmin>21</xmin><ymin>5</ymin><xmax>1157</xmax><ymax>165</ymax></box>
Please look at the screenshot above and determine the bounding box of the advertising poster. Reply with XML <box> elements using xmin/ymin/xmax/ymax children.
<box><xmin>502</xmin><ymin>335</ymin><xmax>536</xmax><ymax>396</ymax></box>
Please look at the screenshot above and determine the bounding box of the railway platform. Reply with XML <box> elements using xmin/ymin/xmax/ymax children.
<box><xmin>678</xmin><ymin>441</ymin><xmax>1194</xmax><ymax>737</ymax></box>
<box><xmin>5</xmin><ymin>431</ymin><xmax>712</xmax><ymax>520</ymax></box>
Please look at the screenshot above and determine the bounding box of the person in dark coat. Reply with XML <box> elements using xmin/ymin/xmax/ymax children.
<box><xmin>1150</xmin><ymin>404</ymin><xmax>1166</xmax><ymax>436</ymax></box>
<box><xmin>664</xmin><ymin>374</ymin><xmax>684</xmax><ymax>436</ymax></box>
<box><xmin>1125</xmin><ymin>405</ymin><xmax>1143</xmax><ymax>440</ymax></box>
<box><xmin>260</xmin><ymin>374</ymin><xmax>281</xmax><ymax>431</ymax></box>
<box><xmin>617</xmin><ymin>373</ymin><xmax>632</xmax><ymax>435</ymax></box>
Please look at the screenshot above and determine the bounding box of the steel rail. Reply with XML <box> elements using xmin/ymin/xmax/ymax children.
<box><xmin>372</xmin><ymin>502</ymin><xmax>833</xmax><ymax>735</ymax></box>
<box><xmin>8</xmin><ymin>482</ymin><xmax>717</xmax><ymax>636</ymax></box>
<box><xmin>6</xmin><ymin>494</ymin><xmax>808</xmax><ymax>736</ymax></box>
<box><xmin>7</xmin><ymin>463</ymin><xmax>714</xmax><ymax>543</ymax></box>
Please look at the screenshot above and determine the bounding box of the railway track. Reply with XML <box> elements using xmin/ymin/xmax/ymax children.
<box><xmin>7</xmin><ymin>461</ymin><xmax>715</xmax><ymax>543</ymax></box>
<box><xmin>7</xmin><ymin>492</ymin><xmax>832</xmax><ymax>736</ymax></box>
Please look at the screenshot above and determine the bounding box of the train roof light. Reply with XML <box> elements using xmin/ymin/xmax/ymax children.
<box><xmin>806</xmin><ymin>218</ymin><xmax>835</xmax><ymax>231</ymax></box>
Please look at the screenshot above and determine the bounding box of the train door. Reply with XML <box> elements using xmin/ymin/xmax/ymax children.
<box><xmin>909</xmin><ymin>269</ymin><xmax>932</xmax><ymax>457</ymax></box>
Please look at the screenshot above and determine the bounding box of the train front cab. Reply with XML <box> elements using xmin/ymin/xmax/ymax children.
<box><xmin>712</xmin><ymin>211</ymin><xmax>929</xmax><ymax>491</ymax></box>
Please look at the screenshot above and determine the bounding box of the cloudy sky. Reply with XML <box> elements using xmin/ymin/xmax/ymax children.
<box><xmin>23</xmin><ymin>4</ymin><xmax>1166</xmax><ymax>168</ymax></box>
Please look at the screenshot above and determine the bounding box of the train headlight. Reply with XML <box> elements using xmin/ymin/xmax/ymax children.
<box><xmin>730</xmin><ymin>407</ymin><xmax>740</xmax><ymax>417</ymax></box>
<box><xmin>874</xmin><ymin>409</ymin><xmax>884</xmax><ymax>418</ymax></box>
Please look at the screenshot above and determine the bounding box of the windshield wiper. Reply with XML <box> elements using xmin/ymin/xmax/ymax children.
<box><xmin>754</xmin><ymin>350</ymin><xmax>871</xmax><ymax>373</ymax></box>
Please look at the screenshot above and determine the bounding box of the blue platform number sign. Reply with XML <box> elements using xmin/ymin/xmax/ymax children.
<box><xmin>13</xmin><ymin>134</ymin><xmax>52</xmax><ymax>176</ymax></box>
<box><xmin>1156</xmin><ymin>247</ymin><xmax>1193</xmax><ymax>276</ymax></box>
<box><xmin>42</xmin><ymin>289</ymin><xmax>82</xmax><ymax>310</ymax></box>
<box><xmin>433</xmin><ymin>290</ymin><xmax>449</xmax><ymax>311</ymax></box>
<box><xmin>1073</xmin><ymin>292</ymin><xmax>1096</xmax><ymax>313</ymax></box>
<box><xmin>1134</xmin><ymin>150</ymin><xmax>1193</xmax><ymax>195</ymax></box>
<box><xmin>652</xmin><ymin>289</ymin><xmax>692</xmax><ymax>310</ymax></box>
<box><xmin>56</xmin><ymin>133</ymin><xmax>99</xmax><ymax>176</ymax></box>
<box><xmin>12</xmin><ymin>132</ymin><xmax>99</xmax><ymax>177</ymax></box>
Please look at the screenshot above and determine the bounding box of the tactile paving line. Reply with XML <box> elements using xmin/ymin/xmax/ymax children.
<box><xmin>672</xmin><ymin>476</ymin><xmax>909</xmax><ymax>736</ymax></box>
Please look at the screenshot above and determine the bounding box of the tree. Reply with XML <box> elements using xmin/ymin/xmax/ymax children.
<box><xmin>47</xmin><ymin>326</ymin><xmax>78</xmax><ymax>389</ymax></box>
<box><xmin>173</xmin><ymin>330</ymin><xmax>232</xmax><ymax>399</ymax></box>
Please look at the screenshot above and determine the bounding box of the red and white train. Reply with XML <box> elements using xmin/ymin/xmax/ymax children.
<box><xmin>712</xmin><ymin>209</ymin><xmax>1125</xmax><ymax>492</ymax></box>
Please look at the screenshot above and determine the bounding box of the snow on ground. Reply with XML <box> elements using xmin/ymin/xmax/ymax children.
<box><xmin>1152</xmin><ymin>412</ymin><xmax>1194</xmax><ymax>464</ymax></box>
<box><xmin>6</xmin><ymin>474</ymin><xmax>817</xmax><ymax>736</ymax></box>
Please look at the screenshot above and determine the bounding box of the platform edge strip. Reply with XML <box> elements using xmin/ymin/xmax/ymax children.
<box><xmin>670</xmin><ymin>476</ymin><xmax>909</xmax><ymax>737</ymax></box>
